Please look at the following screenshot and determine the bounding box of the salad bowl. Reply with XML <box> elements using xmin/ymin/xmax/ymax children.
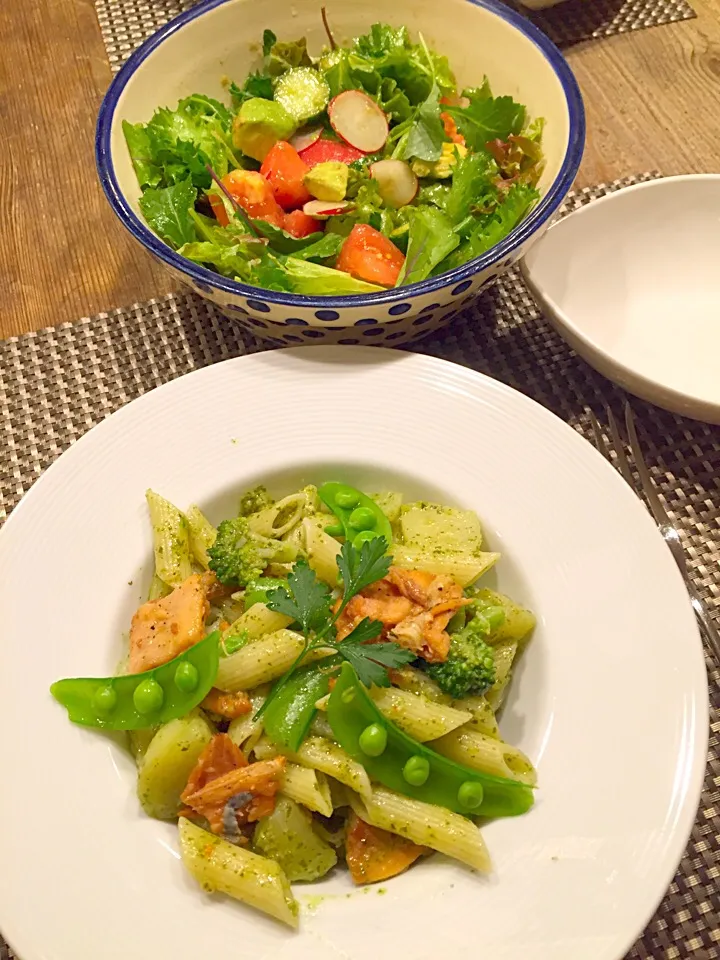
<box><xmin>0</xmin><ymin>347</ymin><xmax>708</xmax><ymax>960</ymax></box>
<box><xmin>96</xmin><ymin>0</ymin><xmax>585</xmax><ymax>343</ymax></box>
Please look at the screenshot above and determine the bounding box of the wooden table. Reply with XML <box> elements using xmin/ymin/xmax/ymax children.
<box><xmin>2</xmin><ymin>0</ymin><xmax>719</xmax><ymax>339</ymax></box>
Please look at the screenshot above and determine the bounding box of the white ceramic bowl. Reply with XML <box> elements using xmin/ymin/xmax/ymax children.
<box><xmin>0</xmin><ymin>348</ymin><xmax>708</xmax><ymax>960</ymax></box>
<box><xmin>522</xmin><ymin>175</ymin><xmax>720</xmax><ymax>423</ymax></box>
<box><xmin>96</xmin><ymin>0</ymin><xmax>584</xmax><ymax>344</ymax></box>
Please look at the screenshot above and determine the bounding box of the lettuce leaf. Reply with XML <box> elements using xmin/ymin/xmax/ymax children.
<box><xmin>397</xmin><ymin>206</ymin><xmax>459</xmax><ymax>285</ymax></box>
<box><xmin>402</xmin><ymin>82</ymin><xmax>445</xmax><ymax>162</ymax></box>
<box><xmin>284</xmin><ymin>258</ymin><xmax>383</xmax><ymax>294</ymax></box>
<box><xmin>444</xmin><ymin>150</ymin><xmax>498</xmax><ymax>223</ymax></box>
<box><xmin>438</xmin><ymin>182</ymin><xmax>539</xmax><ymax>271</ymax></box>
<box><xmin>125</xmin><ymin>94</ymin><xmax>237</xmax><ymax>191</ymax></box>
<box><xmin>139</xmin><ymin>178</ymin><xmax>197</xmax><ymax>249</ymax></box>
<box><xmin>289</xmin><ymin>233</ymin><xmax>344</xmax><ymax>262</ymax></box>
<box><xmin>444</xmin><ymin>83</ymin><xmax>526</xmax><ymax>151</ymax></box>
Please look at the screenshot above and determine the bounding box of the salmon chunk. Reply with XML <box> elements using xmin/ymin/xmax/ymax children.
<box><xmin>128</xmin><ymin>573</ymin><xmax>212</xmax><ymax>672</ymax></box>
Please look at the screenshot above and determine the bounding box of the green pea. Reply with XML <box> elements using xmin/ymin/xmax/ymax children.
<box><xmin>341</xmin><ymin>687</ymin><xmax>356</xmax><ymax>705</ymax></box>
<box><xmin>325</xmin><ymin>523</ymin><xmax>345</xmax><ymax>538</ymax></box>
<box><xmin>458</xmin><ymin>781</ymin><xmax>484</xmax><ymax>810</ymax></box>
<box><xmin>359</xmin><ymin>723</ymin><xmax>387</xmax><ymax>757</ymax></box>
<box><xmin>92</xmin><ymin>685</ymin><xmax>117</xmax><ymax>716</ymax></box>
<box><xmin>174</xmin><ymin>661</ymin><xmax>199</xmax><ymax>693</ymax></box>
<box><xmin>353</xmin><ymin>529</ymin><xmax>379</xmax><ymax>549</ymax></box>
<box><xmin>348</xmin><ymin>506</ymin><xmax>376</xmax><ymax>531</ymax></box>
<box><xmin>134</xmin><ymin>678</ymin><xmax>164</xmax><ymax>715</ymax></box>
<box><xmin>335</xmin><ymin>489</ymin><xmax>360</xmax><ymax>509</ymax></box>
<box><xmin>403</xmin><ymin>755</ymin><xmax>430</xmax><ymax>786</ymax></box>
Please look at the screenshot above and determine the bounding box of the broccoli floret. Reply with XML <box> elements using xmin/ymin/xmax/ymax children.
<box><xmin>208</xmin><ymin>516</ymin><xmax>295</xmax><ymax>586</ymax></box>
<box><xmin>238</xmin><ymin>485</ymin><xmax>274</xmax><ymax>517</ymax></box>
<box><xmin>423</xmin><ymin>603</ymin><xmax>503</xmax><ymax>699</ymax></box>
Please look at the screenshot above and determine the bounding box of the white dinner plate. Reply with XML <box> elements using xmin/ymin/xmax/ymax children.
<box><xmin>0</xmin><ymin>347</ymin><xmax>708</xmax><ymax>960</ymax></box>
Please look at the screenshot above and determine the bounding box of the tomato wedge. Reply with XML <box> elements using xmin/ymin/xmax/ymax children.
<box><xmin>298</xmin><ymin>137</ymin><xmax>365</xmax><ymax>169</ymax></box>
<box><xmin>283</xmin><ymin>209</ymin><xmax>322</xmax><ymax>238</ymax></box>
<box><xmin>209</xmin><ymin>169</ymin><xmax>285</xmax><ymax>228</ymax></box>
<box><xmin>336</xmin><ymin>224</ymin><xmax>405</xmax><ymax>287</ymax></box>
<box><xmin>260</xmin><ymin>141</ymin><xmax>312</xmax><ymax>211</ymax></box>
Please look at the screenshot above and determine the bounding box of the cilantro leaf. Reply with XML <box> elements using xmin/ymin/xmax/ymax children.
<box><xmin>337</xmin><ymin>537</ymin><xmax>392</xmax><ymax>604</ymax></box>
<box><xmin>229</xmin><ymin>73</ymin><xmax>274</xmax><ymax>108</ymax></box>
<box><xmin>266</xmin><ymin>559</ymin><xmax>332</xmax><ymax>633</ymax></box>
<box><xmin>445</xmin><ymin>84</ymin><xmax>526</xmax><ymax>152</ymax></box>
<box><xmin>337</xmin><ymin>627</ymin><xmax>415</xmax><ymax>688</ymax></box>
<box><xmin>139</xmin><ymin>178</ymin><xmax>197</xmax><ymax>249</ymax></box>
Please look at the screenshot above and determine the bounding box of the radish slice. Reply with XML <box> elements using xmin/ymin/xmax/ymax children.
<box><xmin>303</xmin><ymin>199</ymin><xmax>351</xmax><ymax>218</ymax></box>
<box><xmin>370</xmin><ymin>159</ymin><xmax>419</xmax><ymax>208</ymax></box>
<box><xmin>290</xmin><ymin>126</ymin><xmax>323</xmax><ymax>153</ymax></box>
<box><xmin>328</xmin><ymin>90</ymin><xmax>389</xmax><ymax>154</ymax></box>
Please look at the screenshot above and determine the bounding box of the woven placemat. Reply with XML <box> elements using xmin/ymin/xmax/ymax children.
<box><xmin>0</xmin><ymin>174</ymin><xmax>718</xmax><ymax>959</ymax></box>
<box><xmin>94</xmin><ymin>0</ymin><xmax>696</xmax><ymax>73</ymax></box>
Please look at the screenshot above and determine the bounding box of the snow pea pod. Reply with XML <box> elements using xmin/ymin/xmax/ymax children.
<box><xmin>327</xmin><ymin>663</ymin><xmax>534</xmax><ymax>818</ymax></box>
<box><xmin>50</xmin><ymin>630</ymin><xmax>220</xmax><ymax>730</ymax></box>
<box><xmin>262</xmin><ymin>661</ymin><xmax>336</xmax><ymax>752</ymax></box>
<box><xmin>318</xmin><ymin>482</ymin><xmax>393</xmax><ymax>549</ymax></box>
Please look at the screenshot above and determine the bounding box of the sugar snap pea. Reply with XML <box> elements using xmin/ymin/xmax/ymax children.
<box><xmin>326</xmin><ymin>663</ymin><xmax>534</xmax><ymax>818</ymax></box>
<box><xmin>50</xmin><ymin>630</ymin><xmax>220</xmax><ymax>730</ymax></box>
<box><xmin>317</xmin><ymin>482</ymin><xmax>393</xmax><ymax>549</ymax></box>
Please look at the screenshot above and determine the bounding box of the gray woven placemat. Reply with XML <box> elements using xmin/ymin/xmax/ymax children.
<box><xmin>94</xmin><ymin>0</ymin><xmax>696</xmax><ymax>73</ymax></box>
<box><xmin>0</xmin><ymin>174</ymin><xmax>718</xmax><ymax>959</ymax></box>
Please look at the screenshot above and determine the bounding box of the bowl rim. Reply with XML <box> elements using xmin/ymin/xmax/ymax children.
<box><xmin>95</xmin><ymin>0</ymin><xmax>586</xmax><ymax>309</ymax></box>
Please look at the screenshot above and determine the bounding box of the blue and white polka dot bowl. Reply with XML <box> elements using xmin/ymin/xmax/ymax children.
<box><xmin>96</xmin><ymin>0</ymin><xmax>585</xmax><ymax>345</ymax></box>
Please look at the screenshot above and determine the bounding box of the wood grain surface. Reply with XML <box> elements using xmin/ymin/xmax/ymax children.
<box><xmin>1</xmin><ymin>0</ymin><xmax>718</xmax><ymax>338</ymax></box>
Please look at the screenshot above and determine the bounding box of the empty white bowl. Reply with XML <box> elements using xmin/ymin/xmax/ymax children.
<box><xmin>522</xmin><ymin>175</ymin><xmax>720</xmax><ymax>423</ymax></box>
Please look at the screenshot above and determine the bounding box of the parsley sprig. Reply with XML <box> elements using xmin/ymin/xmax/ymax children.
<box><xmin>255</xmin><ymin>537</ymin><xmax>414</xmax><ymax>717</ymax></box>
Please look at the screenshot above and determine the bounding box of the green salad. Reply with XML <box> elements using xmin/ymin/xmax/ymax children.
<box><xmin>124</xmin><ymin>17</ymin><xmax>545</xmax><ymax>296</ymax></box>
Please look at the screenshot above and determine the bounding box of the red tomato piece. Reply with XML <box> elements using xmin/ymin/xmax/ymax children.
<box><xmin>260</xmin><ymin>141</ymin><xmax>312</xmax><ymax>211</ymax></box>
<box><xmin>336</xmin><ymin>224</ymin><xmax>405</xmax><ymax>287</ymax></box>
<box><xmin>298</xmin><ymin>137</ymin><xmax>365</xmax><ymax>169</ymax></box>
<box><xmin>283</xmin><ymin>209</ymin><xmax>322</xmax><ymax>238</ymax></box>
<box><xmin>209</xmin><ymin>169</ymin><xmax>285</xmax><ymax>228</ymax></box>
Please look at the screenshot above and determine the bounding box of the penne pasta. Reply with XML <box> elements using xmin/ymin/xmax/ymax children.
<box><xmin>147</xmin><ymin>573</ymin><xmax>171</xmax><ymax>601</ymax></box>
<box><xmin>220</xmin><ymin>602</ymin><xmax>293</xmax><ymax>652</ymax></box>
<box><xmin>303</xmin><ymin>517</ymin><xmax>341</xmax><ymax>586</ymax></box>
<box><xmin>370</xmin><ymin>491</ymin><xmax>403</xmax><ymax>523</ymax></box>
<box><xmin>453</xmin><ymin>695</ymin><xmax>500</xmax><ymax>738</ymax></box>
<box><xmin>400</xmin><ymin>502</ymin><xmax>485</xmax><ymax>552</ymax></box>
<box><xmin>371</xmin><ymin>687</ymin><xmax>471</xmax><ymax>741</ymax></box>
<box><xmin>280</xmin><ymin>762</ymin><xmax>333</xmax><ymax>817</ymax></box>
<box><xmin>185</xmin><ymin>505</ymin><xmax>217</xmax><ymax>569</ymax></box>
<box><xmin>254</xmin><ymin>735</ymin><xmax>372</xmax><ymax>799</ymax></box>
<box><xmin>432</xmin><ymin>728</ymin><xmax>536</xmax><ymax>786</ymax></box>
<box><xmin>178</xmin><ymin>818</ymin><xmax>299</xmax><ymax>927</ymax></box>
<box><xmin>348</xmin><ymin>786</ymin><xmax>491</xmax><ymax>872</ymax></box>
<box><xmin>145</xmin><ymin>490</ymin><xmax>192</xmax><ymax>587</ymax></box>
<box><xmin>248</xmin><ymin>493</ymin><xmax>307</xmax><ymax>538</ymax></box>
<box><xmin>215</xmin><ymin>630</ymin><xmax>305</xmax><ymax>692</ymax></box>
<box><xmin>486</xmin><ymin>641</ymin><xmax>518</xmax><ymax>711</ymax></box>
<box><xmin>227</xmin><ymin>686</ymin><xmax>268</xmax><ymax>754</ymax></box>
<box><xmin>391</xmin><ymin>543</ymin><xmax>500</xmax><ymax>588</ymax></box>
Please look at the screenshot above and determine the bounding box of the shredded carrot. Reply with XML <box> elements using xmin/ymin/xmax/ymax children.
<box><xmin>345</xmin><ymin>813</ymin><xmax>426</xmax><ymax>884</ymax></box>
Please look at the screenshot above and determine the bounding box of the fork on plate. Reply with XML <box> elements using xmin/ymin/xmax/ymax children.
<box><xmin>589</xmin><ymin>403</ymin><xmax>720</xmax><ymax>666</ymax></box>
